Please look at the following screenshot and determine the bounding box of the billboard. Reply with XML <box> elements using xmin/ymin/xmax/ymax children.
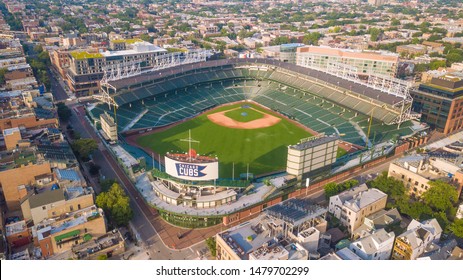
<box><xmin>165</xmin><ymin>157</ymin><xmax>219</xmax><ymax>181</ymax></box>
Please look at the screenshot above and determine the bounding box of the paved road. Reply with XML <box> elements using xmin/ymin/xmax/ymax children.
<box><xmin>49</xmin><ymin>69</ymin><xmax>69</xmax><ymax>101</ymax></box>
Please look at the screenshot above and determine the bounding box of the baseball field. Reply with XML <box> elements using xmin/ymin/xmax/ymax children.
<box><xmin>136</xmin><ymin>102</ymin><xmax>342</xmax><ymax>178</ymax></box>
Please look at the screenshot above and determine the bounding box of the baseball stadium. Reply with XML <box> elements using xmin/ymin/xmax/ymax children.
<box><xmin>87</xmin><ymin>57</ymin><xmax>425</xmax><ymax>228</ymax></box>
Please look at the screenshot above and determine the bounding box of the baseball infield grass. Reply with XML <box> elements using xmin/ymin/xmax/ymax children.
<box><xmin>136</xmin><ymin>103</ymin><xmax>344</xmax><ymax>178</ymax></box>
<box><xmin>224</xmin><ymin>106</ymin><xmax>264</xmax><ymax>122</ymax></box>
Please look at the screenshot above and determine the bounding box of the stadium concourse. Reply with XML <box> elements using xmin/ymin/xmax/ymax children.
<box><xmin>89</xmin><ymin>58</ymin><xmax>419</xmax><ymax>148</ymax></box>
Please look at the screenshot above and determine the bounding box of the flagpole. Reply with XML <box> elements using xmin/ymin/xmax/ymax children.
<box><xmin>232</xmin><ymin>162</ymin><xmax>234</xmax><ymax>181</ymax></box>
<box><xmin>246</xmin><ymin>163</ymin><xmax>249</xmax><ymax>181</ymax></box>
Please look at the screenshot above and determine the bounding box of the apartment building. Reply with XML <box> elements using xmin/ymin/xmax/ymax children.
<box><xmin>391</xmin><ymin>219</ymin><xmax>442</xmax><ymax>260</ymax></box>
<box><xmin>20</xmin><ymin>185</ymin><xmax>94</xmax><ymax>225</ymax></box>
<box><xmin>65</xmin><ymin>41</ymin><xmax>167</xmax><ymax>96</ymax></box>
<box><xmin>0</xmin><ymin>157</ymin><xmax>53</xmax><ymax>211</ymax></box>
<box><xmin>296</xmin><ymin>45</ymin><xmax>399</xmax><ymax>77</ymax></box>
<box><xmin>50</xmin><ymin>49</ymin><xmax>71</xmax><ymax>78</ymax></box>
<box><xmin>5</xmin><ymin>220</ymin><xmax>31</xmax><ymax>248</ymax></box>
<box><xmin>388</xmin><ymin>155</ymin><xmax>463</xmax><ymax>198</ymax></box>
<box><xmin>35</xmin><ymin>205</ymin><xmax>107</xmax><ymax>258</ymax></box>
<box><xmin>261</xmin><ymin>43</ymin><xmax>305</xmax><ymax>64</ymax></box>
<box><xmin>411</xmin><ymin>72</ymin><xmax>463</xmax><ymax>134</ymax></box>
<box><xmin>329</xmin><ymin>184</ymin><xmax>368</xmax><ymax>219</ymax></box>
<box><xmin>216</xmin><ymin>199</ymin><xmax>326</xmax><ymax>260</ymax></box>
<box><xmin>330</xmin><ymin>186</ymin><xmax>387</xmax><ymax>234</ymax></box>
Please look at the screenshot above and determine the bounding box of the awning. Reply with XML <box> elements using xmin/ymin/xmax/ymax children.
<box><xmin>54</xmin><ymin>229</ymin><xmax>81</xmax><ymax>243</ymax></box>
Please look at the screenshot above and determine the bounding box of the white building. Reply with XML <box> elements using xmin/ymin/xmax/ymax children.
<box><xmin>349</xmin><ymin>229</ymin><xmax>395</xmax><ymax>260</ymax></box>
<box><xmin>392</xmin><ymin>219</ymin><xmax>442</xmax><ymax>260</ymax></box>
<box><xmin>329</xmin><ymin>184</ymin><xmax>368</xmax><ymax>219</ymax></box>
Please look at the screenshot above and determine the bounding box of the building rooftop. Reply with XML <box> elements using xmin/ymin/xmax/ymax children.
<box><xmin>100</xmin><ymin>112</ymin><xmax>116</xmax><ymax>127</ymax></box>
<box><xmin>218</xmin><ymin>216</ymin><xmax>278</xmax><ymax>260</ymax></box>
<box><xmin>70</xmin><ymin>51</ymin><xmax>104</xmax><ymax>60</ymax></box>
<box><xmin>55</xmin><ymin>168</ymin><xmax>81</xmax><ymax>182</ymax></box>
<box><xmin>64</xmin><ymin>186</ymin><xmax>92</xmax><ymax>200</ymax></box>
<box><xmin>351</xmin><ymin>229</ymin><xmax>394</xmax><ymax>256</ymax></box>
<box><xmin>289</xmin><ymin>134</ymin><xmax>339</xmax><ymax>151</ymax></box>
<box><xmin>3</xmin><ymin>127</ymin><xmax>20</xmax><ymax>136</ymax></box>
<box><xmin>398</xmin><ymin>219</ymin><xmax>442</xmax><ymax>250</ymax></box>
<box><xmin>335</xmin><ymin>247</ymin><xmax>362</xmax><ymax>260</ymax></box>
<box><xmin>111</xmin><ymin>38</ymin><xmax>143</xmax><ymax>44</ymax></box>
<box><xmin>343</xmin><ymin>188</ymin><xmax>387</xmax><ymax>213</ymax></box>
<box><xmin>333</xmin><ymin>183</ymin><xmax>368</xmax><ymax>204</ymax></box>
<box><xmin>10</xmin><ymin>249</ymin><xmax>30</xmax><ymax>260</ymax></box>
<box><xmin>36</xmin><ymin>205</ymin><xmax>103</xmax><ymax>241</ymax></box>
<box><xmin>72</xmin><ymin>230</ymin><xmax>124</xmax><ymax>259</ymax></box>
<box><xmin>418</xmin><ymin>239</ymin><xmax>458</xmax><ymax>260</ymax></box>
<box><xmin>29</xmin><ymin>189</ymin><xmax>65</xmax><ymax>209</ymax></box>
<box><xmin>265</xmin><ymin>198</ymin><xmax>327</xmax><ymax>227</ymax></box>
<box><xmin>5</xmin><ymin>220</ymin><xmax>27</xmax><ymax>236</ymax></box>
<box><xmin>249</xmin><ymin>243</ymin><xmax>289</xmax><ymax>260</ymax></box>
<box><xmin>102</xmin><ymin>42</ymin><xmax>166</xmax><ymax>57</ymax></box>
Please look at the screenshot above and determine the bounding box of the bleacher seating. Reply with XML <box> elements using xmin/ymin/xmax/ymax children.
<box><xmin>93</xmin><ymin>66</ymin><xmax>416</xmax><ymax>146</ymax></box>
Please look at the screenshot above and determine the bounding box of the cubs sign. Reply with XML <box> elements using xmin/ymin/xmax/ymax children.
<box><xmin>165</xmin><ymin>157</ymin><xmax>219</xmax><ymax>181</ymax></box>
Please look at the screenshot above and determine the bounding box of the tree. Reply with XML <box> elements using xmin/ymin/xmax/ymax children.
<box><xmin>449</xmin><ymin>219</ymin><xmax>463</xmax><ymax>238</ymax></box>
<box><xmin>324</xmin><ymin>182</ymin><xmax>338</xmax><ymax>199</ymax></box>
<box><xmin>72</xmin><ymin>138</ymin><xmax>98</xmax><ymax>160</ymax></box>
<box><xmin>391</xmin><ymin>18</ymin><xmax>401</xmax><ymax>26</ymax></box>
<box><xmin>100</xmin><ymin>179</ymin><xmax>118</xmax><ymax>192</ymax></box>
<box><xmin>369</xmin><ymin>28</ymin><xmax>382</xmax><ymax>42</ymax></box>
<box><xmin>429</xmin><ymin>60</ymin><xmax>446</xmax><ymax>70</ymax></box>
<box><xmin>302</xmin><ymin>32</ymin><xmax>322</xmax><ymax>45</ymax></box>
<box><xmin>96</xmin><ymin>182</ymin><xmax>133</xmax><ymax>227</ymax></box>
<box><xmin>89</xmin><ymin>162</ymin><xmax>101</xmax><ymax>176</ymax></box>
<box><xmin>56</xmin><ymin>102</ymin><xmax>72</xmax><ymax>121</ymax></box>
<box><xmin>0</xmin><ymin>67</ymin><xmax>7</xmax><ymax>85</ymax></box>
<box><xmin>397</xmin><ymin>200</ymin><xmax>433</xmax><ymax>220</ymax></box>
<box><xmin>367</xmin><ymin>171</ymin><xmax>405</xmax><ymax>201</ymax></box>
<box><xmin>422</xmin><ymin>181</ymin><xmax>458</xmax><ymax>212</ymax></box>
<box><xmin>205</xmin><ymin>237</ymin><xmax>216</xmax><ymax>257</ymax></box>
<box><xmin>140</xmin><ymin>34</ymin><xmax>152</xmax><ymax>43</ymax></box>
<box><xmin>324</xmin><ymin>179</ymin><xmax>358</xmax><ymax>199</ymax></box>
<box><xmin>97</xmin><ymin>255</ymin><xmax>108</xmax><ymax>260</ymax></box>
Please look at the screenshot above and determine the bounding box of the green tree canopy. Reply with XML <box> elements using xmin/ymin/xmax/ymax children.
<box><xmin>0</xmin><ymin>67</ymin><xmax>7</xmax><ymax>85</ymax></box>
<box><xmin>324</xmin><ymin>182</ymin><xmax>338</xmax><ymax>199</ymax></box>
<box><xmin>206</xmin><ymin>237</ymin><xmax>216</xmax><ymax>257</ymax></box>
<box><xmin>324</xmin><ymin>179</ymin><xmax>359</xmax><ymax>199</ymax></box>
<box><xmin>429</xmin><ymin>60</ymin><xmax>446</xmax><ymax>70</ymax></box>
<box><xmin>96</xmin><ymin>182</ymin><xmax>133</xmax><ymax>227</ymax></box>
<box><xmin>56</xmin><ymin>102</ymin><xmax>72</xmax><ymax>122</ymax></box>
<box><xmin>72</xmin><ymin>138</ymin><xmax>98</xmax><ymax>160</ymax></box>
<box><xmin>449</xmin><ymin>219</ymin><xmax>463</xmax><ymax>238</ymax></box>
<box><xmin>369</xmin><ymin>28</ymin><xmax>382</xmax><ymax>42</ymax></box>
<box><xmin>367</xmin><ymin>171</ymin><xmax>406</xmax><ymax>201</ymax></box>
<box><xmin>422</xmin><ymin>180</ymin><xmax>458</xmax><ymax>212</ymax></box>
<box><xmin>100</xmin><ymin>179</ymin><xmax>118</xmax><ymax>192</ymax></box>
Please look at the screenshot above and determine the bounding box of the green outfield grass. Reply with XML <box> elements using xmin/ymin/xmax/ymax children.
<box><xmin>136</xmin><ymin>103</ymin><xmax>313</xmax><ymax>177</ymax></box>
<box><xmin>224</xmin><ymin>106</ymin><xmax>264</xmax><ymax>122</ymax></box>
<box><xmin>136</xmin><ymin>102</ymin><xmax>347</xmax><ymax>178</ymax></box>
